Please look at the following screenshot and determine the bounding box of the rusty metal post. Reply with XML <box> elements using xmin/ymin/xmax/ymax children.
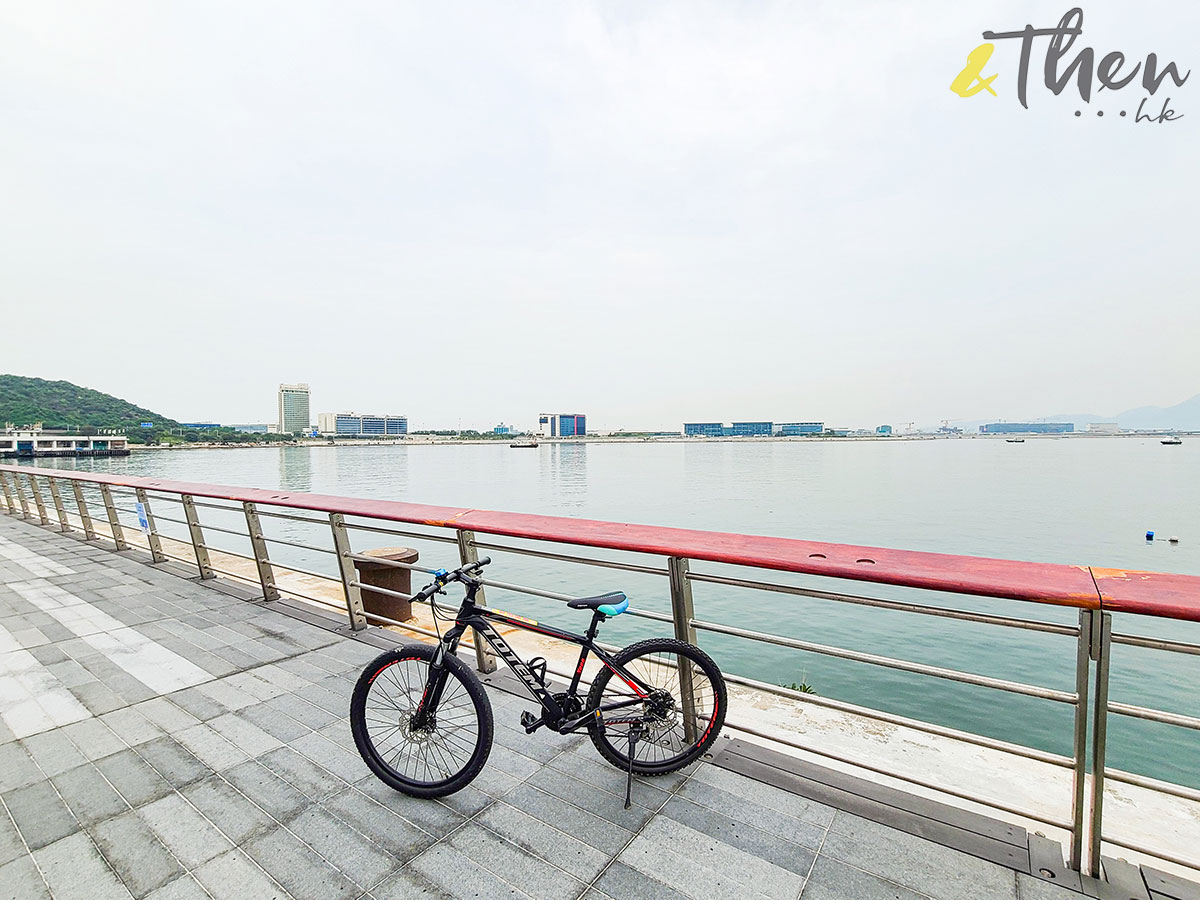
<box><xmin>134</xmin><ymin>488</ymin><xmax>166</xmax><ymax>562</ymax></box>
<box><xmin>47</xmin><ymin>477</ymin><xmax>70</xmax><ymax>532</ymax></box>
<box><xmin>71</xmin><ymin>481</ymin><xmax>96</xmax><ymax>540</ymax></box>
<box><xmin>243</xmin><ymin>502</ymin><xmax>279</xmax><ymax>601</ymax></box>
<box><xmin>181</xmin><ymin>495</ymin><xmax>214</xmax><ymax>579</ymax></box>
<box><xmin>457</xmin><ymin>530</ymin><xmax>496</xmax><ymax>673</ymax></box>
<box><xmin>668</xmin><ymin>556</ymin><xmax>700</xmax><ymax>742</ymax></box>
<box><xmin>330</xmin><ymin>513</ymin><xmax>367</xmax><ymax>630</ymax></box>
<box><xmin>99</xmin><ymin>484</ymin><xmax>128</xmax><ymax>550</ymax></box>
<box><xmin>1068</xmin><ymin>608</ymin><xmax>1093</xmax><ymax>871</ymax></box>
<box><xmin>27</xmin><ymin>473</ymin><xmax>49</xmax><ymax>525</ymax></box>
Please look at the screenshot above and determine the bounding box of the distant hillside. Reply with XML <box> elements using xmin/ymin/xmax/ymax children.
<box><xmin>0</xmin><ymin>375</ymin><xmax>179</xmax><ymax>431</ymax></box>
<box><xmin>1113</xmin><ymin>394</ymin><xmax>1200</xmax><ymax>430</ymax></box>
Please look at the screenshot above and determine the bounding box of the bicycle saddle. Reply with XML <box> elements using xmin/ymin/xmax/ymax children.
<box><xmin>567</xmin><ymin>591</ymin><xmax>628</xmax><ymax>615</ymax></box>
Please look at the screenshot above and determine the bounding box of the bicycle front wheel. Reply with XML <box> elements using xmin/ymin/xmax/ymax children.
<box><xmin>350</xmin><ymin>644</ymin><xmax>493</xmax><ymax>798</ymax></box>
<box><xmin>587</xmin><ymin>638</ymin><xmax>726</xmax><ymax>775</ymax></box>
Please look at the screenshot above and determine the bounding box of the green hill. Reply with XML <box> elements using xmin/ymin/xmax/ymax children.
<box><xmin>0</xmin><ymin>375</ymin><xmax>179</xmax><ymax>431</ymax></box>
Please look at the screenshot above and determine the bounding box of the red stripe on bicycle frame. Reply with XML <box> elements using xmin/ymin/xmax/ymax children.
<box><xmin>603</xmin><ymin>660</ymin><xmax>647</xmax><ymax>697</ymax></box>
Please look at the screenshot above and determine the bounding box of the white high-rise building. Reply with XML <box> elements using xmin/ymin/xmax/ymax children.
<box><xmin>278</xmin><ymin>384</ymin><xmax>311</xmax><ymax>434</ymax></box>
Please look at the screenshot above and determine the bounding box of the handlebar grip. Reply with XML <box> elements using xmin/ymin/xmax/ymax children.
<box><xmin>473</xmin><ymin>556</ymin><xmax>491</xmax><ymax>569</ymax></box>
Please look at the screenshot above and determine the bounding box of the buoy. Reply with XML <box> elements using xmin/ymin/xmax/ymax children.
<box><xmin>1169</xmin><ymin>536</ymin><xmax>1180</xmax><ymax>544</ymax></box>
<box><xmin>1146</xmin><ymin>531</ymin><xmax>1155</xmax><ymax>541</ymax></box>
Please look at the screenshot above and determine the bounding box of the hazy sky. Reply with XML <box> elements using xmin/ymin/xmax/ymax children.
<box><xmin>2</xmin><ymin>1</ymin><xmax>1196</xmax><ymax>431</ymax></box>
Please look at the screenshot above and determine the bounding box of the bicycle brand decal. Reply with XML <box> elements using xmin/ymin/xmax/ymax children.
<box><xmin>951</xmin><ymin>7</ymin><xmax>1190</xmax><ymax>123</ymax></box>
<box><xmin>490</xmin><ymin>608</ymin><xmax>538</xmax><ymax>627</ymax></box>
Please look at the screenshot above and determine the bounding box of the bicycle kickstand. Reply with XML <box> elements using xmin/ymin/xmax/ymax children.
<box><xmin>624</xmin><ymin>723</ymin><xmax>646</xmax><ymax>810</ymax></box>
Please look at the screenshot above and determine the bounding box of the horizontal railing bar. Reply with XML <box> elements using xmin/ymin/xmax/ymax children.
<box><xmin>261</xmin><ymin>535</ymin><xmax>336</xmax><ymax>554</ymax></box>
<box><xmin>722</xmin><ymin>671</ymin><xmax>1075</xmax><ymax>768</ymax></box>
<box><xmin>361</xmin><ymin>609</ymin><xmax>471</xmax><ymax>643</ymax></box>
<box><xmin>693</xmin><ymin>618</ymin><xmax>1077</xmax><ymax>703</ymax></box>
<box><xmin>476</xmin><ymin>577</ymin><xmax>673</xmax><ymax>624</ymax></box>
<box><xmin>471</xmin><ymin>540</ymin><xmax>669</xmax><ymax>576</ymax></box>
<box><xmin>1111</xmin><ymin>632</ymin><xmax>1200</xmax><ymax>656</ymax></box>
<box><xmin>1107</xmin><ymin>701</ymin><xmax>1200</xmax><ymax>731</ymax></box>
<box><xmin>687</xmin><ymin>571</ymin><xmax>1079</xmax><ymax>636</ymax></box>
<box><xmin>725</xmin><ymin>718</ymin><xmax>1074</xmax><ymax>830</ymax></box>
<box><xmin>1100</xmin><ymin>835</ymin><xmax>1200</xmax><ymax>874</ymax></box>
<box><xmin>342</xmin><ymin>520</ymin><xmax>459</xmax><ymax>544</ymax></box>
<box><xmin>263</xmin><ymin>558</ymin><xmax>340</xmax><ymax>582</ymax></box>
<box><xmin>350</xmin><ymin>581</ymin><xmax>414</xmax><ymax>602</ymax></box>
<box><xmin>269</xmin><ymin>583</ymin><xmax>347</xmax><ymax>612</ymax></box>
<box><xmin>346</xmin><ymin>553</ymin><xmax>443</xmax><ymax>575</ymax></box>
<box><xmin>1104</xmin><ymin>767</ymin><xmax>1200</xmax><ymax>804</ymax></box>
<box><xmin>175</xmin><ymin>520</ymin><xmax>251</xmax><ymax>540</ymax></box>
<box><xmin>256</xmin><ymin>508</ymin><xmax>343</xmax><ymax>527</ymax></box>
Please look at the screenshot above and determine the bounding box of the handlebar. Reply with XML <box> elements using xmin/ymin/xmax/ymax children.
<box><xmin>412</xmin><ymin>557</ymin><xmax>492</xmax><ymax>603</ymax></box>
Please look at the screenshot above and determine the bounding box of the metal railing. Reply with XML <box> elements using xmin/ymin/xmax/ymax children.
<box><xmin>1</xmin><ymin>462</ymin><xmax>1198</xmax><ymax>878</ymax></box>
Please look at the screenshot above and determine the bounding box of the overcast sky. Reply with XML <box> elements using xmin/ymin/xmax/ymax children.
<box><xmin>1</xmin><ymin>1</ymin><xmax>1196</xmax><ymax>431</ymax></box>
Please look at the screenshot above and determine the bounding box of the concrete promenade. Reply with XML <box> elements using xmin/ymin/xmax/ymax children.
<box><xmin>0</xmin><ymin>514</ymin><xmax>1170</xmax><ymax>900</ymax></box>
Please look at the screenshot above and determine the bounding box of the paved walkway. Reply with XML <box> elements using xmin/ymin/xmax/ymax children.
<box><xmin>0</xmin><ymin>514</ymin><xmax>1087</xmax><ymax>900</ymax></box>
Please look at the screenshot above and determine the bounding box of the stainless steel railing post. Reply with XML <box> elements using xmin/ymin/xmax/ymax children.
<box><xmin>134</xmin><ymin>488</ymin><xmax>167</xmax><ymax>563</ymax></box>
<box><xmin>330</xmin><ymin>513</ymin><xmax>367</xmax><ymax>630</ymax></box>
<box><xmin>181</xmin><ymin>494</ymin><xmax>214</xmax><ymax>579</ymax></box>
<box><xmin>1068</xmin><ymin>608</ymin><xmax>1093</xmax><ymax>871</ymax></box>
<box><xmin>27</xmin><ymin>473</ymin><xmax>49</xmax><ymax>525</ymax></box>
<box><xmin>668</xmin><ymin>556</ymin><xmax>700</xmax><ymax>742</ymax></box>
<box><xmin>243</xmin><ymin>502</ymin><xmax>280</xmax><ymax>601</ymax></box>
<box><xmin>0</xmin><ymin>471</ymin><xmax>15</xmax><ymax>515</ymax></box>
<box><xmin>99</xmin><ymin>484</ymin><xmax>128</xmax><ymax>550</ymax></box>
<box><xmin>458</xmin><ymin>529</ymin><xmax>496</xmax><ymax>673</ymax></box>
<box><xmin>1087</xmin><ymin>611</ymin><xmax>1113</xmax><ymax>877</ymax></box>
<box><xmin>71</xmin><ymin>481</ymin><xmax>96</xmax><ymax>540</ymax></box>
<box><xmin>47</xmin><ymin>477</ymin><xmax>70</xmax><ymax>532</ymax></box>
<box><xmin>11</xmin><ymin>472</ymin><xmax>31</xmax><ymax>519</ymax></box>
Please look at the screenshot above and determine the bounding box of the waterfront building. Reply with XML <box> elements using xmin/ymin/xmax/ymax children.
<box><xmin>876</xmin><ymin>425</ymin><xmax>893</xmax><ymax>435</ymax></box>
<box><xmin>538</xmin><ymin>413</ymin><xmax>586</xmax><ymax>438</ymax></box>
<box><xmin>317</xmin><ymin>412</ymin><xmax>407</xmax><ymax>437</ymax></box>
<box><xmin>231</xmin><ymin>423</ymin><xmax>269</xmax><ymax>433</ymax></box>
<box><xmin>278</xmin><ymin>384</ymin><xmax>311</xmax><ymax>435</ymax></box>
<box><xmin>179</xmin><ymin>423</ymin><xmax>221</xmax><ymax>430</ymax></box>
<box><xmin>683</xmin><ymin>423</ymin><xmax>725</xmax><ymax>437</ymax></box>
<box><xmin>777</xmin><ymin>422</ymin><xmax>824</xmax><ymax>436</ymax></box>
<box><xmin>0</xmin><ymin>426</ymin><xmax>129</xmax><ymax>458</ymax></box>
<box><xmin>980</xmin><ymin>422</ymin><xmax>1074</xmax><ymax>434</ymax></box>
<box><xmin>493</xmin><ymin>424</ymin><xmax>516</xmax><ymax>435</ymax></box>
<box><xmin>1087</xmin><ymin>423</ymin><xmax>1122</xmax><ymax>434</ymax></box>
<box><xmin>730</xmin><ymin>422</ymin><xmax>773</xmax><ymax>437</ymax></box>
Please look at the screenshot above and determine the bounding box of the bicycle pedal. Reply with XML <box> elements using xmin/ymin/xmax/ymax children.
<box><xmin>527</xmin><ymin>657</ymin><xmax>548</xmax><ymax>686</ymax></box>
<box><xmin>520</xmin><ymin>711</ymin><xmax>544</xmax><ymax>734</ymax></box>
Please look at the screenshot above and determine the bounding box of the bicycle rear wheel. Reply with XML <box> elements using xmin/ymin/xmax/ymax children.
<box><xmin>587</xmin><ymin>638</ymin><xmax>726</xmax><ymax>775</ymax></box>
<box><xmin>351</xmin><ymin>644</ymin><xmax>493</xmax><ymax>798</ymax></box>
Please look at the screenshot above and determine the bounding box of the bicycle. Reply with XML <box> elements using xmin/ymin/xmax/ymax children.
<box><xmin>350</xmin><ymin>557</ymin><xmax>726</xmax><ymax>807</ymax></box>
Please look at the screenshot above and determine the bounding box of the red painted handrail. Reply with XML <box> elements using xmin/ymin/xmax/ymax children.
<box><xmin>4</xmin><ymin>464</ymin><xmax>1198</xmax><ymax>621</ymax></box>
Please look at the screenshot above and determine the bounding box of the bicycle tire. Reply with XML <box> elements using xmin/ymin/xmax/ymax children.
<box><xmin>351</xmin><ymin>644</ymin><xmax>493</xmax><ymax>798</ymax></box>
<box><xmin>587</xmin><ymin>637</ymin><xmax>726</xmax><ymax>775</ymax></box>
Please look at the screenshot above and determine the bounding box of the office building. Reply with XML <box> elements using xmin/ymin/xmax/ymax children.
<box><xmin>231</xmin><ymin>424</ymin><xmax>269</xmax><ymax>434</ymax></box>
<box><xmin>538</xmin><ymin>413</ymin><xmax>587</xmax><ymax>438</ymax></box>
<box><xmin>278</xmin><ymin>384</ymin><xmax>311</xmax><ymax>435</ymax></box>
<box><xmin>1087</xmin><ymin>423</ymin><xmax>1121</xmax><ymax>434</ymax></box>
<box><xmin>777</xmin><ymin>422</ymin><xmax>825</xmax><ymax>436</ymax></box>
<box><xmin>1</xmin><ymin>427</ymin><xmax>129</xmax><ymax>458</ymax></box>
<box><xmin>876</xmin><ymin>425</ymin><xmax>893</xmax><ymax>435</ymax></box>
<box><xmin>684</xmin><ymin>423</ymin><xmax>726</xmax><ymax>437</ymax></box>
<box><xmin>179</xmin><ymin>423</ymin><xmax>221</xmax><ymax>430</ymax></box>
<box><xmin>493</xmin><ymin>424</ymin><xmax>516</xmax><ymax>435</ymax></box>
<box><xmin>317</xmin><ymin>412</ymin><xmax>407</xmax><ymax>436</ymax></box>
<box><xmin>980</xmin><ymin>422</ymin><xmax>1074</xmax><ymax>434</ymax></box>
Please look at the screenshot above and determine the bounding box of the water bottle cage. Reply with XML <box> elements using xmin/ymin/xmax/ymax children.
<box><xmin>528</xmin><ymin>657</ymin><xmax>548</xmax><ymax>686</ymax></box>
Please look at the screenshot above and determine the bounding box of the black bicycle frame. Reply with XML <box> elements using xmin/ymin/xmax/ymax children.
<box><xmin>419</xmin><ymin>582</ymin><xmax>656</xmax><ymax>734</ymax></box>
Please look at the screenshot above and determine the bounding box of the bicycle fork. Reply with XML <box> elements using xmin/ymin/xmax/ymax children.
<box><xmin>413</xmin><ymin>644</ymin><xmax>454</xmax><ymax>728</ymax></box>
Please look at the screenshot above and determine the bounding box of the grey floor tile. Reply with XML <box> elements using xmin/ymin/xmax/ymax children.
<box><xmin>446</xmin><ymin>824</ymin><xmax>585</xmax><ymax>900</ymax></box>
<box><xmin>138</xmin><ymin>794</ymin><xmax>233</xmax><ymax>869</ymax></box>
<box><xmin>182</xmin><ymin>775</ymin><xmax>275</xmax><ymax>844</ymax></box>
<box><xmin>591</xmin><ymin>861</ymin><xmax>689</xmax><ymax>900</ymax></box>
<box><xmin>224</xmin><ymin>760</ymin><xmax>312</xmax><ymax>821</ymax></box>
<box><xmin>0</xmin><ymin>808</ymin><xmax>25</xmax><ymax>868</ymax></box>
<box><xmin>192</xmin><ymin>849</ymin><xmax>287</xmax><ymax>900</ymax></box>
<box><xmin>402</xmin><ymin>842</ymin><xmax>536</xmax><ymax>900</ymax></box>
<box><xmin>820</xmin><ymin>815</ymin><xmax>1017</xmax><ymax>900</ymax></box>
<box><xmin>96</xmin><ymin>750</ymin><xmax>174</xmax><ymax>808</ymax></box>
<box><xmin>237</xmin><ymin>702</ymin><xmax>311</xmax><ymax>743</ymax></box>
<box><xmin>675</xmin><ymin>774</ymin><xmax>827</xmax><ymax>850</ymax></box>
<box><xmin>20</xmin><ymin>730</ymin><xmax>88</xmax><ymax>778</ymax></box>
<box><xmin>690</xmin><ymin>763</ymin><xmax>836</xmax><ymax>828</ymax></box>
<box><xmin>135</xmin><ymin>738</ymin><xmax>212</xmax><ymax>789</ymax></box>
<box><xmin>89</xmin><ymin>810</ymin><xmax>183</xmax><ymax>899</ymax></box>
<box><xmin>802</xmin><ymin>855</ymin><xmax>932</xmax><ymax>900</ymax></box>
<box><xmin>52</xmin><ymin>763</ymin><xmax>130</xmax><ymax>827</ymax></box>
<box><xmin>3</xmin><ymin>780</ymin><xmax>78</xmax><ymax>850</ymax></box>
<box><xmin>173</xmin><ymin>724</ymin><xmax>250</xmax><ymax>772</ymax></box>
<box><xmin>207</xmin><ymin>712</ymin><xmax>283</xmax><ymax>757</ymax></box>
<box><xmin>659</xmin><ymin>794</ymin><xmax>816</xmax><ymax>876</ymax></box>
<box><xmin>61</xmin><ymin>718</ymin><xmax>127</xmax><ymax>761</ymax></box>
<box><xmin>245</xmin><ymin>826</ymin><xmax>359</xmax><ymax>900</ymax></box>
<box><xmin>0</xmin><ymin>743</ymin><xmax>42</xmax><ymax>793</ymax></box>
<box><xmin>259</xmin><ymin>746</ymin><xmax>344</xmax><ymax>800</ymax></box>
<box><xmin>526</xmin><ymin>767</ymin><xmax>655</xmax><ymax>832</ymax></box>
<box><xmin>319</xmin><ymin>789</ymin><xmax>437</xmax><ymax>857</ymax></box>
<box><xmin>477</xmin><ymin>801</ymin><xmax>610</xmax><ymax>883</ymax></box>
<box><xmin>33</xmin><ymin>831</ymin><xmax>133</xmax><ymax>900</ymax></box>
<box><xmin>0</xmin><ymin>855</ymin><xmax>50</xmax><ymax>900</ymax></box>
<box><xmin>143</xmin><ymin>874</ymin><xmax>210</xmax><ymax>900</ymax></box>
<box><xmin>1016</xmin><ymin>873</ymin><xmax>1086</xmax><ymax>899</ymax></box>
<box><xmin>286</xmin><ymin>805</ymin><xmax>399</xmax><ymax>888</ymax></box>
<box><xmin>503</xmin><ymin>783</ymin><xmax>634</xmax><ymax>856</ymax></box>
<box><xmin>99</xmin><ymin>708</ymin><xmax>164</xmax><ymax>747</ymax></box>
<box><xmin>352</xmin><ymin>777</ymin><xmax>467</xmax><ymax>836</ymax></box>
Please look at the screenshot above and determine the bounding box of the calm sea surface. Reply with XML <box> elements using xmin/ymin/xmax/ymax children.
<box><xmin>30</xmin><ymin>438</ymin><xmax>1200</xmax><ymax>786</ymax></box>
